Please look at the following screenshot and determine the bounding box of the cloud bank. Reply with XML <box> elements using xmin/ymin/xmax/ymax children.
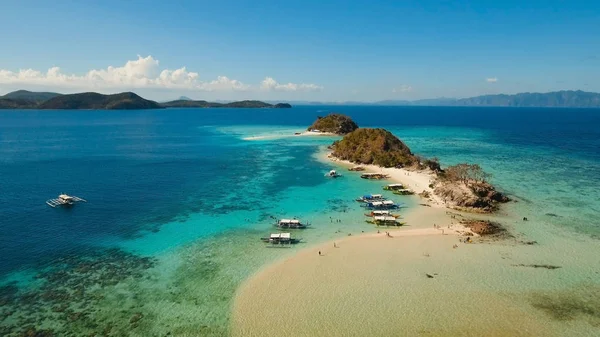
<box><xmin>486</xmin><ymin>77</ymin><xmax>498</xmax><ymax>83</ymax></box>
<box><xmin>0</xmin><ymin>55</ymin><xmax>322</xmax><ymax>93</ymax></box>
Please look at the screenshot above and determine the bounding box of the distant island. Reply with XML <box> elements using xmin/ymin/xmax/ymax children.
<box><xmin>161</xmin><ymin>100</ymin><xmax>291</xmax><ymax>109</ymax></box>
<box><xmin>0</xmin><ymin>90</ymin><xmax>293</xmax><ymax>110</ymax></box>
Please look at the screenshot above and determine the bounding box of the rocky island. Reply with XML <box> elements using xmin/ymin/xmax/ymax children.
<box><xmin>319</xmin><ymin>114</ymin><xmax>510</xmax><ymax>213</ymax></box>
<box><xmin>307</xmin><ymin>113</ymin><xmax>359</xmax><ymax>135</ymax></box>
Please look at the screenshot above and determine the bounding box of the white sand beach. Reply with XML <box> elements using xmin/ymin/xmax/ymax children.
<box><xmin>319</xmin><ymin>150</ymin><xmax>446</xmax><ymax>207</ymax></box>
<box><xmin>231</xmin><ymin>206</ymin><xmax>565</xmax><ymax>337</ymax></box>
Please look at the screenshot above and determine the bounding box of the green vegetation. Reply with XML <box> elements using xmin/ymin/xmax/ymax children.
<box><xmin>0</xmin><ymin>98</ymin><xmax>39</xmax><ymax>109</ymax></box>
<box><xmin>1</xmin><ymin>89</ymin><xmax>62</xmax><ymax>102</ymax></box>
<box><xmin>160</xmin><ymin>100</ymin><xmax>292</xmax><ymax>108</ymax></box>
<box><xmin>39</xmin><ymin>92</ymin><xmax>162</xmax><ymax>110</ymax></box>
<box><xmin>308</xmin><ymin>113</ymin><xmax>359</xmax><ymax>134</ymax></box>
<box><xmin>331</xmin><ymin>128</ymin><xmax>416</xmax><ymax>167</ymax></box>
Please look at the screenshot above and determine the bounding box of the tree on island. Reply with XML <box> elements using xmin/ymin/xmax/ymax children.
<box><xmin>441</xmin><ymin>163</ymin><xmax>493</xmax><ymax>183</ymax></box>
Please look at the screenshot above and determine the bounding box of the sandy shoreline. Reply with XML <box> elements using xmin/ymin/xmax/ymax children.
<box><xmin>320</xmin><ymin>150</ymin><xmax>447</xmax><ymax>208</ymax></box>
<box><xmin>231</xmin><ymin>206</ymin><xmax>561</xmax><ymax>336</ymax></box>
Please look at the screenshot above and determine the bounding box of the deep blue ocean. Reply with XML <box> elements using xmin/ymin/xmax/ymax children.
<box><xmin>1</xmin><ymin>106</ymin><xmax>599</xmax><ymax>277</ymax></box>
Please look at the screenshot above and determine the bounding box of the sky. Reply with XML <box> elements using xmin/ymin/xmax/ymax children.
<box><xmin>0</xmin><ymin>0</ymin><xmax>598</xmax><ymax>101</ymax></box>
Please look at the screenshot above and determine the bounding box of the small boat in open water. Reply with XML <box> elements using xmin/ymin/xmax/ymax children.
<box><xmin>46</xmin><ymin>194</ymin><xmax>87</xmax><ymax>208</ymax></box>
<box><xmin>275</xmin><ymin>219</ymin><xmax>311</xmax><ymax>229</ymax></box>
<box><xmin>261</xmin><ymin>232</ymin><xmax>301</xmax><ymax>246</ymax></box>
<box><xmin>326</xmin><ymin>169</ymin><xmax>342</xmax><ymax>178</ymax></box>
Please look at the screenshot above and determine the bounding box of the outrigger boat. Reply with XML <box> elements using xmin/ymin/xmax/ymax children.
<box><xmin>356</xmin><ymin>194</ymin><xmax>385</xmax><ymax>202</ymax></box>
<box><xmin>326</xmin><ymin>169</ymin><xmax>342</xmax><ymax>178</ymax></box>
<box><xmin>366</xmin><ymin>216</ymin><xmax>405</xmax><ymax>226</ymax></box>
<box><xmin>361</xmin><ymin>200</ymin><xmax>401</xmax><ymax>209</ymax></box>
<box><xmin>275</xmin><ymin>219</ymin><xmax>311</xmax><ymax>229</ymax></box>
<box><xmin>383</xmin><ymin>183</ymin><xmax>404</xmax><ymax>191</ymax></box>
<box><xmin>393</xmin><ymin>189</ymin><xmax>415</xmax><ymax>195</ymax></box>
<box><xmin>364</xmin><ymin>210</ymin><xmax>400</xmax><ymax>218</ymax></box>
<box><xmin>261</xmin><ymin>232</ymin><xmax>301</xmax><ymax>246</ymax></box>
<box><xmin>360</xmin><ymin>173</ymin><xmax>390</xmax><ymax>180</ymax></box>
<box><xmin>46</xmin><ymin>194</ymin><xmax>87</xmax><ymax>208</ymax></box>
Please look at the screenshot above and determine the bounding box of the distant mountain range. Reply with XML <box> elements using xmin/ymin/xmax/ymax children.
<box><xmin>286</xmin><ymin>90</ymin><xmax>600</xmax><ymax>108</ymax></box>
<box><xmin>1</xmin><ymin>89</ymin><xmax>599</xmax><ymax>109</ymax></box>
<box><xmin>0</xmin><ymin>90</ymin><xmax>291</xmax><ymax>110</ymax></box>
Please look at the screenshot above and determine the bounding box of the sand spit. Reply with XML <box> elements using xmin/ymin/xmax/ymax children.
<box><xmin>243</xmin><ymin>131</ymin><xmax>338</xmax><ymax>141</ymax></box>
<box><xmin>232</xmin><ymin>209</ymin><xmax>558</xmax><ymax>336</ymax></box>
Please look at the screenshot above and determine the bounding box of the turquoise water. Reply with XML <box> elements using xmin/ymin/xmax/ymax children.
<box><xmin>0</xmin><ymin>106</ymin><xmax>599</xmax><ymax>335</ymax></box>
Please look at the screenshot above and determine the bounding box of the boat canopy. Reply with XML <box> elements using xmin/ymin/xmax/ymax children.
<box><xmin>387</xmin><ymin>184</ymin><xmax>403</xmax><ymax>187</ymax></box>
<box><xmin>270</xmin><ymin>233</ymin><xmax>291</xmax><ymax>239</ymax></box>
<box><xmin>382</xmin><ymin>200</ymin><xmax>395</xmax><ymax>205</ymax></box>
<box><xmin>370</xmin><ymin>201</ymin><xmax>383</xmax><ymax>206</ymax></box>
<box><xmin>372</xmin><ymin>210</ymin><xmax>390</xmax><ymax>215</ymax></box>
<box><xmin>279</xmin><ymin>219</ymin><xmax>300</xmax><ymax>224</ymax></box>
<box><xmin>59</xmin><ymin>194</ymin><xmax>73</xmax><ymax>199</ymax></box>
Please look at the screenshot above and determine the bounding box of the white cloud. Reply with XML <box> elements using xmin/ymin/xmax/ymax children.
<box><xmin>392</xmin><ymin>85</ymin><xmax>412</xmax><ymax>93</ymax></box>
<box><xmin>486</xmin><ymin>77</ymin><xmax>498</xmax><ymax>83</ymax></box>
<box><xmin>260</xmin><ymin>76</ymin><xmax>323</xmax><ymax>92</ymax></box>
<box><xmin>0</xmin><ymin>56</ymin><xmax>320</xmax><ymax>93</ymax></box>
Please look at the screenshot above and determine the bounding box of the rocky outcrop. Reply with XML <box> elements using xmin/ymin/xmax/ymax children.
<box><xmin>331</xmin><ymin>128</ymin><xmax>416</xmax><ymax>167</ymax></box>
<box><xmin>434</xmin><ymin>180</ymin><xmax>510</xmax><ymax>213</ymax></box>
<box><xmin>308</xmin><ymin>113</ymin><xmax>359</xmax><ymax>134</ymax></box>
<box><xmin>460</xmin><ymin>219</ymin><xmax>509</xmax><ymax>237</ymax></box>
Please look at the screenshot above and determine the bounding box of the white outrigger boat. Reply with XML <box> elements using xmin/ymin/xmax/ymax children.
<box><xmin>364</xmin><ymin>210</ymin><xmax>400</xmax><ymax>218</ymax></box>
<box><xmin>325</xmin><ymin>169</ymin><xmax>342</xmax><ymax>178</ymax></box>
<box><xmin>275</xmin><ymin>219</ymin><xmax>311</xmax><ymax>229</ymax></box>
<box><xmin>383</xmin><ymin>183</ymin><xmax>404</xmax><ymax>191</ymax></box>
<box><xmin>356</xmin><ymin>194</ymin><xmax>385</xmax><ymax>202</ymax></box>
<box><xmin>361</xmin><ymin>200</ymin><xmax>401</xmax><ymax>209</ymax></box>
<box><xmin>261</xmin><ymin>232</ymin><xmax>301</xmax><ymax>246</ymax></box>
<box><xmin>46</xmin><ymin>194</ymin><xmax>87</xmax><ymax>208</ymax></box>
<box><xmin>366</xmin><ymin>216</ymin><xmax>405</xmax><ymax>226</ymax></box>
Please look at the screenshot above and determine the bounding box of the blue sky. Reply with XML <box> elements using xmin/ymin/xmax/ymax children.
<box><xmin>0</xmin><ymin>0</ymin><xmax>598</xmax><ymax>101</ymax></box>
